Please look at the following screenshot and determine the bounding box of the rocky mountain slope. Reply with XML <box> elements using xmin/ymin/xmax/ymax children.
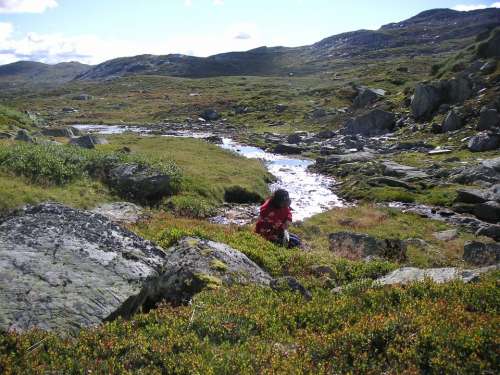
<box><xmin>76</xmin><ymin>8</ymin><xmax>500</xmax><ymax>80</ymax></box>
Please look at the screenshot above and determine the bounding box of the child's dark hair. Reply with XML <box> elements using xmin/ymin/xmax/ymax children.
<box><xmin>269</xmin><ymin>189</ymin><xmax>291</xmax><ymax>208</ymax></box>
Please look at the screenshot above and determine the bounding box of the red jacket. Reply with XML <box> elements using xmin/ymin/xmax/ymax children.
<box><xmin>255</xmin><ymin>199</ymin><xmax>292</xmax><ymax>241</ymax></box>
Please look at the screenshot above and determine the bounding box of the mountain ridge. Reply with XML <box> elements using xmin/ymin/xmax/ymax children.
<box><xmin>1</xmin><ymin>7</ymin><xmax>499</xmax><ymax>83</ymax></box>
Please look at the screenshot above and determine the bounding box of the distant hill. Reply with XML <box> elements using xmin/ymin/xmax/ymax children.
<box><xmin>0</xmin><ymin>61</ymin><xmax>91</xmax><ymax>88</ymax></box>
<box><xmin>1</xmin><ymin>7</ymin><xmax>499</xmax><ymax>84</ymax></box>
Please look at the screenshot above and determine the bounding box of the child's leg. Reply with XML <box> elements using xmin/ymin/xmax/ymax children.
<box><xmin>288</xmin><ymin>233</ymin><xmax>301</xmax><ymax>248</ymax></box>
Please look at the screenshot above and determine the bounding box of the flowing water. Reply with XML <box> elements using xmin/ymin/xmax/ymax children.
<box><xmin>73</xmin><ymin>125</ymin><xmax>344</xmax><ymax>221</ymax></box>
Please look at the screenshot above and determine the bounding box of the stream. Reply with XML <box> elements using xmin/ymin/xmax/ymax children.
<box><xmin>73</xmin><ymin>124</ymin><xmax>344</xmax><ymax>222</ymax></box>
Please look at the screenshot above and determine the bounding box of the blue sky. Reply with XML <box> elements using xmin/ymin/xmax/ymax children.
<box><xmin>0</xmin><ymin>0</ymin><xmax>499</xmax><ymax>65</ymax></box>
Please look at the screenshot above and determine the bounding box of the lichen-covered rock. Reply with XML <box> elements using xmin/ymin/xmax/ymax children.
<box><xmin>146</xmin><ymin>237</ymin><xmax>273</xmax><ymax>304</ymax></box>
<box><xmin>463</xmin><ymin>241</ymin><xmax>500</xmax><ymax>266</ymax></box>
<box><xmin>0</xmin><ymin>203</ymin><xmax>167</xmax><ymax>333</ymax></box>
<box><xmin>329</xmin><ymin>231</ymin><xmax>407</xmax><ymax>262</ymax></box>
<box><xmin>375</xmin><ymin>266</ymin><xmax>498</xmax><ymax>285</ymax></box>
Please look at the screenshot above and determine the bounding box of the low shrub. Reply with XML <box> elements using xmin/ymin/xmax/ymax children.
<box><xmin>0</xmin><ymin>143</ymin><xmax>181</xmax><ymax>189</ymax></box>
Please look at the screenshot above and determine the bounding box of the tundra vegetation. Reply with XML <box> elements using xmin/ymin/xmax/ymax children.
<box><xmin>0</xmin><ymin>9</ymin><xmax>499</xmax><ymax>374</ymax></box>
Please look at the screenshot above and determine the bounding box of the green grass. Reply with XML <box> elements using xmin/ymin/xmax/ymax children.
<box><xmin>100</xmin><ymin>135</ymin><xmax>271</xmax><ymax>208</ymax></box>
<box><xmin>0</xmin><ymin>173</ymin><xmax>116</xmax><ymax>215</ymax></box>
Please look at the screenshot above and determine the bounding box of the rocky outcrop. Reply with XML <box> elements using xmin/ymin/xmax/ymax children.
<box><xmin>149</xmin><ymin>237</ymin><xmax>272</xmax><ymax>304</ymax></box>
<box><xmin>411</xmin><ymin>78</ymin><xmax>473</xmax><ymax>120</ymax></box>
<box><xmin>70</xmin><ymin>135</ymin><xmax>108</xmax><ymax>149</ymax></box>
<box><xmin>317</xmin><ymin>151</ymin><xmax>375</xmax><ymax>166</ymax></box>
<box><xmin>451</xmin><ymin>157</ymin><xmax>500</xmax><ymax>185</ymax></box>
<box><xmin>14</xmin><ymin>129</ymin><xmax>34</xmax><ymax>143</ymax></box>
<box><xmin>463</xmin><ymin>241</ymin><xmax>500</xmax><ymax>266</ymax></box>
<box><xmin>273</xmin><ymin>143</ymin><xmax>303</xmax><ymax>154</ymax></box>
<box><xmin>411</xmin><ymin>83</ymin><xmax>443</xmax><ymax>119</ymax></box>
<box><xmin>107</xmin><ymin>163</ymin><xmax>176</xmax><ymax>203</ymax></box>
<box><xmin>442</xmin><ymin>110</ymin><xmax>464</xmax><ymax>132</ymax></box>
<box><xmin>352</xmin><ymin>88</ymin><xmax>384</xmax><ymax>109</ymax></box>
<box><xmin>0</xmin><ymin>203</ymin><xmax>167</xmax><ymax>333</ymax></box>
<box><xmin>382</xmin><ymin>161</ymin><xmax>429</xmax><ymax>180</ymax></box>
<box><xmin>0</xmin><ymin>205</ymin><xmax>273</xmax><ymax>333</ymax></box>
<box><xmin>468</xmin><ymin>132</ymin><xmax>500</xmax><ymax>152</ymax></box>
<box><xmin>329</xmin><ymin>232</ymin><xmax>407</xmax><ymax>262</ymax></box>
<box><xmin>375</xmin><ymin>266</ymin><xmax>498</xmax><ymax>285</ymax></box>
<box><xmin>343</xmin><ymin>109</ymin><xmax>396</xmax><ymax>137</ymax></box>
<box><xmin>41</xmin><ymin>127</ymin><xmax>75</xmax><ymax>138</ymax></box>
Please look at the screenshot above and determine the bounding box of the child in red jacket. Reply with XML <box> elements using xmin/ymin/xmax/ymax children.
<box><xmin>255</xmin><ymin>189</ymin><xmax>301</xmax><ymax>248</ymax></box>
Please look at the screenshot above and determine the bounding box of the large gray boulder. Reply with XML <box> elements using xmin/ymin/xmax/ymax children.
<box><xmin>442</xmin><ymin>110</ymin><xmax>464</xmax><ymax>132</ymax></box>
<box><xmin>14</xmin><ymin>129</ymin><xmax>34</xmax><ymax>143</ymax></box>
<box><xmin>199</xmin><ymin>109</ymin><xmax>220</xmax><ymax>121</ymax></box>
<box><xmin>149</xmin><ymin>237</ymin><xmax>272</xmax><ymax>304</ymax></box>
<box><xmin>318</xmin><ymin>151</ymin><xmax>375</xmax><ymax>166</ymax></box>
<box><xmin>273</xmin><ymin>143</ymin><xmax>303</xmax><ymax>155</ymax></box>
<box><xmin>0</xmin><ymin>204</ymin><xmax>273</xmax><ymax>333</ymax></box>
<box><xmin>478</xmin><ymin>107</ymin><xmax>500</xmax><ymax>131</ymax></box>
<box><xmin>451</xmin><ymin>157</ymin><xmax>500</xmax><ymax>185</ymax></box>
<box><xmin>107</xmin><ymin>163</ymin><xmax>175</xmax><ymax>203</ymax></box>
<box><xmin>468</xmin><ymin>132</ymin><xmax>500</xmax><ymax>152</ymax></box>
<box><xmin>70</xmin><ymin>135</ymin><xmax>108</xmax><ymax>149</ymax></box>
<box><xmin>446</xmin><ymin>77</ymin><xmax>472</xmax><ymax>104</ymax></box>
<box><xmin>463</xmin><ymin>241</ymin><xmax>500</xmax><ymax>266</ymax></box>
<box><xmin>375</xmin><ymin>266</ymin><xmax>497</xmax><ymax>286</ymax></box>
<box><xmin>411</xmin><ymin>83</ymin><xmax>442</xmax><ymax>119</ymax></box>
<box><xmin>382</xmin><ymin>161</ymin><xmax>429</xmax><ymax>180</ymax></box>
<box><xmin>41</xmin><ymin>127</ymin><xmax>75</xmax><ymax>138</ymax></box>
<box><xmin>329</xmin><ymin>232</ymin><xmax>407</xmax><ymax>262</ymax></box>
<box><xmin>344</xmin><ymin>109</ymin><xmax>396</xmax><ymax>137</ymax></box>
<box><xmin>474</xmin><ymin>201</ymin><xmax>500</xmax><ymax>223</ymax></box>
<box><xmin>0</xmin><ymin>203</ymin><xmax>167</xmax><ymax>333</ymax></box>
<box><xmin>352</xmin><ymin>88</ymin><xmax>383</xmax><ymax>109</ymax></box>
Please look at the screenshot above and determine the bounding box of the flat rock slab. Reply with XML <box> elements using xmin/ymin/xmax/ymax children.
<box><xmin>91</xmin><ymin>202</ymin><xmax>148</xmax><ymax>224</ymax></box>
<box><xmin>0</xmin><ymin>203</ymin><xmax>166</xmax><ymax>333</ymax></box>
<box><xmin>375</xmin><ymin>266</ymin><xmax>498</xmax><ymax>285</ymax></box>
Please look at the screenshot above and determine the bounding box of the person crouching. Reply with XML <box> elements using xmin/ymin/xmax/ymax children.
<box><xmin>255</xmin><ymin>189</ymin><xmax>301</xmax><ymax>248</ymax></box>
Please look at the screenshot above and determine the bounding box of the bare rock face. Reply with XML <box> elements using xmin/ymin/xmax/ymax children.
<box><xmin>0</xmin><ymin>205</ymin><xmax>273</xmax><ymax>333</ymax></box>
<box><xmin>329</xmin><ymin>231</ymin><xmax>407</xmax><ymax>262</ymax></box>
<box><xmin>0</xmin><ymin>203</ymin><xmax>167</xmax><ymax>333</ymax></box>
<box><xmin>375</xmin><ymin>266</ymin><xmax>498</xmax><ymax>285</ymax></box>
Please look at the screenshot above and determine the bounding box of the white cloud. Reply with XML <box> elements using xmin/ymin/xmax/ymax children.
<box><xmin>452</xmin><ymin>2</ymin><xmax>500</xmax><ymax>11</ymax></box>
<box><xmin>0</xmin><ymin>0</ymin><xmax>57</xmax><ymax>14</ymax></box>
<box><xmin>213</xmin><ymin>0</ymin><xmax>224</xmax><ymax>5</ymax></box>
<box><xmin>0</xmin><ymin>22</ymin><xmax>269</xmax><ymax>65</ymax></box>
<box><xmin>184</xmin><ymin>0</ymin><xmax>192</xmax><ymax>6</ymax></box>
<box><xmin>0</xmin><ymin>22</ymin><xmax>13</xmax><ymax>40</ymax></box>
